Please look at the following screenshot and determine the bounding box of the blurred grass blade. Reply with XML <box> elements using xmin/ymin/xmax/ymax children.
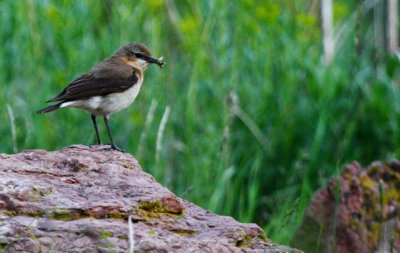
<box><xmin>6</xmin><ymin>104</ymin><xmax>18</xmax><ymax>153</ymax></box>
<box><xmin>137</xmin><ymin>99</ymin><xmax>158</xmax><ymax>159</ymax></box>
<box><xmin>155</xmin><ymin>105</ymin><xmax>170</xmax><ymax>164</ymax></box>
<box><xmin>128</xmin><ymin>215</ymin><xmax>135</xmax><ymax>253</ymax></box>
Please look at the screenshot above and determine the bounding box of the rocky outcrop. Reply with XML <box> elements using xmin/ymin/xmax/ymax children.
<box><xmin>292</xmin><ymin>161</ymin><xmax>400</xmax><ymax>253</ymax></box>
<box><xmin>0</xmin><ymin>145</ymin><xmax>300</xmax><ymax>253</ymax></box>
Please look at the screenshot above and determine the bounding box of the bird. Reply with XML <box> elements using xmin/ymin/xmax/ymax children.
<box><xmin>37</xmin><ymin>42</ymin><xmax>164</xmax><ymax>152</ymax></box>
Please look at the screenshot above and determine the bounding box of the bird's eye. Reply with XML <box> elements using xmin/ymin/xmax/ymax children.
<box><xmin>134</xmin><ymin>53</ymin><xmax>144</xmax><ymax>58</ymax></box>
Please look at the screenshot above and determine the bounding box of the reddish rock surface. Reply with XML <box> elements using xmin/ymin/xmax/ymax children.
<box><xmin>0</xmin><ymin>145</ymin><xmax>301</xmax><ymax>253</ymax></box>
<box><xmin>293</xmin><ymin>161</ymin><xmax>400</xmax><ymax>253</ymax></box>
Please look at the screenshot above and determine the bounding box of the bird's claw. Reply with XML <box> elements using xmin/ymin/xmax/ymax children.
<box><xmin>90</xmin><ymin>143</ymin><xmax>103</xmax><ymax>147</ymax></box>
<box><xmin>110</xmin><ymin>144</ymin><xmax>126</xmax><ymax>153</ymax></box>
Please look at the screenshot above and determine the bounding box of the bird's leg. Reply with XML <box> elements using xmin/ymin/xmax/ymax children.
<box><xmin>103</xmin><ymin>116</ymin><xmax>125</xmax><ymax>152</ymax></box>
<box><xmin>91</xmin><ymin>114</ymin><xmax>101</xmax><ymax>145</ymax></box>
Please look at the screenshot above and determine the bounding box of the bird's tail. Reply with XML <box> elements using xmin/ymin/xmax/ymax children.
<box><xmin>36</xmin><ymin>102</ymin><xmax>63</xmax><ymax>114</ymax></box>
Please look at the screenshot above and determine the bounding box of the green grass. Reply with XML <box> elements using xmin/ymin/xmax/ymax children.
<box><xmin>1</xmin><ymin>0</ymin><xmax>399</xmax><ymax>246</ymax></box>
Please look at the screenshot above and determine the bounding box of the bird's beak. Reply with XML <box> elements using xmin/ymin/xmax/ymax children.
<box><xmin>145</xmin><ymin>56</ymin><xmax>165</xmax><ymax>68</ymax></box>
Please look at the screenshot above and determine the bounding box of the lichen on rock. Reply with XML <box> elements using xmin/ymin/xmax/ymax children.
<box><xmin>293</xmin><ymin>160</ymin><xmax>400</xmax><ymax>253</ymax></box>
<box><xmin>0</xmin><ymin>145</ymin><xmax>300</xmax><ymax>252</ymax></box>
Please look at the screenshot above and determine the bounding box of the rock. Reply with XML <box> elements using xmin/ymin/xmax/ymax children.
<box><xmin>292</xmin><ymin>161</ymin><xmax>400</xmax><ymax>253</ymax></box>
<box><xmin>0</xmin><ymin>145</ymin><xmax>301</xmax><ymax>253</ymax></box>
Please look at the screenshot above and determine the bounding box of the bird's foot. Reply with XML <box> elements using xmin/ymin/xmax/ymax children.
<box><xmin>90</xmin><ymin>143</ymin><xmax>103</xmax><ymax>147</ymax></box>
<box><xmin>109</xmin><ymin>144</ymin><xmax>126</xmax><ymax>153</ymax></box>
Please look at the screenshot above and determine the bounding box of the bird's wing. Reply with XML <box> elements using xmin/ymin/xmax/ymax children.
<box><xmin>47</xmin><ymin>72</ymin><xmax>139</xmax><ymax>102</ymax></box>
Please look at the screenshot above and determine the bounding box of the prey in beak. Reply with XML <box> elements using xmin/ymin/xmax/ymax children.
<box><xmin>142</xmin><ymin>55</ymin><xmax>165</xmax><ymax>68</ymax></box>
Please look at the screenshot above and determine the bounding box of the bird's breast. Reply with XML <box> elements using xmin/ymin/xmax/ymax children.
<box><xmin>100</xmin><ymin>77</ymin><xmax>144</xmax><ymax>115</ymax></box>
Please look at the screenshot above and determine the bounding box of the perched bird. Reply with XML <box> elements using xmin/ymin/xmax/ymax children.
<box><xmin>37</xmin><ymin>42</ymin><xmax>164</xmax><ymax>151</ymax></box>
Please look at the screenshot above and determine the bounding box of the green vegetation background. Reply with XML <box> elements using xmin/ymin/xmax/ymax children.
<box><xmin>1</xmin><ymin>0</ymin><xmax>399</xmax><ymax>245</ymax></box>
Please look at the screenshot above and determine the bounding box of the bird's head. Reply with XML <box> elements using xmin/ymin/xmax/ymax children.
<box><xmin>118</xmin><ymin>42</ymin><xmax>164</xmax><ymax>71</ymax></box>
